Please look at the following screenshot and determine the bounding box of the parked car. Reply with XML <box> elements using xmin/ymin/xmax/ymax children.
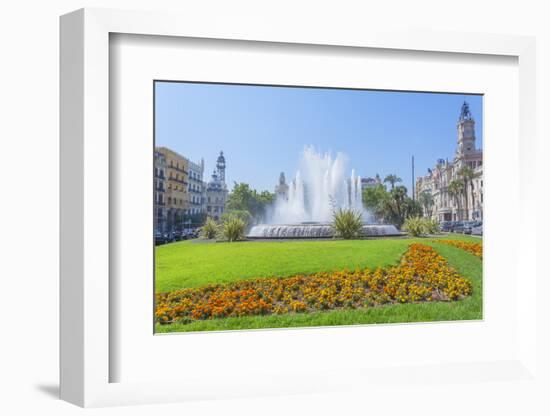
<box><xmin>182</xmin><ymin>228</ymin><xmax>199</xmax><ymax>239</ymax></box>
<box><xmin>164</xmin><ymin>231</ymin><xmax>177</xmax><ymax>243</ymax></box>
<box><xmin>439</xmin><ymin>221</ymin><xmax>454</xmax><ymax>232</ymax></box>
<box><xmin>463</xmin><ymin>221</ymin><xmax>482</xmax><ymax>235</ymax></box>
<box><xmin>451</xmin><ymin>221</ymin><xmax>466</xmax><ymax>233</ymax></box>
<box><xmin>471</xmin><ymin>224</ymin><xmax>483</xmax><ymax>236</ymax></box>
<box><xmin>154</xmin><ymin>231</ymin><xmax>166</xmax><ymax>245</ymax></box>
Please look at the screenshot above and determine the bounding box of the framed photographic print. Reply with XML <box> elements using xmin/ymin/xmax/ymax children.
<box><xmin>60</xmin><ymin>8</ymin><xmax>540</xmax><ymax>409</ymax></box>
<box><xmin>152</xmin><ymin>81</ymin><xmax>483</xmax><ymax>334</ymax></box>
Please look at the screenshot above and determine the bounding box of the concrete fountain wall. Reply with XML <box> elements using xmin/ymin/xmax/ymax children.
<box><xmin>247</xmin><ymin>222</ymin><xmax>401</xmax><ymax>239</ymax></box>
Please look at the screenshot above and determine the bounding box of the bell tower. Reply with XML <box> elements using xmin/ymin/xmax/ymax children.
<box><xmin>456</xmin><ymin>101</ymin><xmax>476</xmax><ymax>158</ymax></box>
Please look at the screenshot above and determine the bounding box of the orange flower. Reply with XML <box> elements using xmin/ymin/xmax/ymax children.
<box><xmin>155</xmin><ymin>244</ymin><xmax>473</xmax><ymax>325</ymax></box>
<box><xmin>435</xmin><ymin>239</ymin><xmax>482</xmax><ymax>258</ymax></box>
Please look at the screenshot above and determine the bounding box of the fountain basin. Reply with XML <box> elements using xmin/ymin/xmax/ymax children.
<box><xmin>247</xmin><ymin>222</ymin><xmax>401</xmax><ymax>239</ymax></box>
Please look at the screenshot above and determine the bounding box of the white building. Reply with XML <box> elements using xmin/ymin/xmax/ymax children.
<box><xmin>187</xmin><ymin>158</ymin><xmax>205</xmax><ymax>216</ymax></box>
<box><xmin>416</xmin><ymin>102</ymin><xmax>483</xmax><ymax>222</ymax></box>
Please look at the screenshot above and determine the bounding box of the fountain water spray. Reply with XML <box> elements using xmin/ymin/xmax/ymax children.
<box><xmin>269</xmin><ymin>146</ymin><xmax>367</xmax><ymax>224</ymax></box>
<box><xmin>248</xmin><ymin>146</ymin><xmax>400</xmax><ymax>238</ymax></box>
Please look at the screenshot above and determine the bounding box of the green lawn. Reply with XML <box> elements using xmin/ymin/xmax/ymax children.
<box><xmin>155</xmin><ymin>234</ymin><xmax>482</xmax><ymax>333</ymax></box>
<box><xmin>155</xmin><ymin>238</ymin><xmax>412</xmax><ymax>292</ymax></box>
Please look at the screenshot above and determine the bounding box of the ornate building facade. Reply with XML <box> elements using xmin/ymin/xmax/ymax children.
<box><xmin>154</xmin><ymin>148</ymin><xmax>228</xmax><ymax>229</ymax></box>
<box><xmin>416</xmin><ymin>102</ymin><xmax>483</xmax><ymax>222</ymax></box>
<box><xmin>206</xmin><ymin>151</ymin><xmax>228</xmax><ymax>221</ymax></box>
<box><xmin>156</xmin><ymin>147</ymin><xmax>189</xmax><ymax>231</ymax></box>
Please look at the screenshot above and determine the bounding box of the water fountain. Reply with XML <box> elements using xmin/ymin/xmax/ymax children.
<box><xmin>247</xmin><ymin>147</ymin><xmax>401</xmax><ymax>239</ymax></box>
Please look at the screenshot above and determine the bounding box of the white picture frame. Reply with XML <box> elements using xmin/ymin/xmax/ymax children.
<box><xmin>60</xmin><ymin>8</ymin><xmax>539</xmax><ymax>408</ymax></box>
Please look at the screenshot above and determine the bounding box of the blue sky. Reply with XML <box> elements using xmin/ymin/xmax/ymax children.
<box><xmin>155</xmin><ymin>82</ymin><xmax>482</xmax><ymax>194</ymax></box>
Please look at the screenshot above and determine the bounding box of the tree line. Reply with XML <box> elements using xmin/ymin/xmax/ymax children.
<box><xmin>362</xmin><ymin>174</ymin><xmax>422</xmax><ymax>229</ymax></box>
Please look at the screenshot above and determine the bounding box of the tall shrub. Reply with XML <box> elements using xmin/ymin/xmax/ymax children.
<box><xmin>425</xmin><ymin>218</ymin><xmax>440</xmax><ymax>234</ymax></box>
<box><xmin>403</xmin><ymin>217</ymin><xmax>426</xmax><ymax>237</ymax></box>
<box><xmin>403</xmin><ymin>217</ymin><xmax>440</xmax><ymax>237</ymax></box>
<box><xmin>200</xmin><ymin>217</ymin><xmax>220</xmax><ymax>239</ymax></box>
<box><xmin>220</xmin><ymin>217</ymin><xmax>246</xmax><ymax>242</ymax></box>
<box><xmin>332</xmin><ymin>208</ymin><xmax>363</xmax><ymax>239</ymax></box>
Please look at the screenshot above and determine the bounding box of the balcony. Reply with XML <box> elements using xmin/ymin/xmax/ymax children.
<box><xmin>169</xmin><ymin>178</ymin><xmax>188</xmax><ymax>186</ymax></box>
<box><xmin>169</xmin><ymin>165</ymin><xmax>189</xmax><ymax>175</ymax></box>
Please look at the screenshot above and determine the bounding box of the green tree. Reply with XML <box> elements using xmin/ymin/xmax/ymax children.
<box><xmin>377</xmin><ymin>185</ymin><xmax>420</xmax><ymax>229</ymax></box>
<box><xmin>404</xmin><ymin>197</ymin><xmax>423</xmax><ymax>220</ymax></box>
<box><xmin>258</xmin><ymin>190</ymin><xmax>275</xmax><ymax>206</ymax></box>
<box><xmin>418</xmin><ymin>190</ymin><xmax>434</xmax><ymax>218</ymax></box>
<box><xmin>362</xmin><ymin>183</ymin><xmax>388</xmax><ymax>220</ymax></box>
<box><xmin>226</xmin><ymin>183</ymin><xmax>275</xmax><ymax>221</ymax></box>
<box><xmin>457</xmin><ymin>166</ymin><xmax>480</xmax><ymax>221</ymax></box>
<box><xmin>183</xmin><ymin>212</ymin><xmax>207</xmax><ymax>228</ymax></box>
<box><xmin>221</xmin><ymin>209</ymin><xmax>253</xmax><ymax>226</ymax></box>
<box><xmin>226</xmin><ymin>183</ymin><xmax>255</xmax><ymax>212</ymax></box>
<box><xmin>383</xmin><ymin>174</ymin><xmax>402</xmax><ymax>190</ymax></box>
<box><xmin>448</xmin><ymin>180</ymin><xmax>463</xmax><ymax>220</ymax></box>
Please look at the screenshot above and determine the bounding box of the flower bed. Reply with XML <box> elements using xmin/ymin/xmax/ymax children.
<box><xmin>156</xmin><ymin>244</ymin><xmax>472</xmax><ymax>325</ymax></box>
<box><xmin>435</xmin><ymin>239</ymin><xmax>482</xmax><ymax>258</ymax></box>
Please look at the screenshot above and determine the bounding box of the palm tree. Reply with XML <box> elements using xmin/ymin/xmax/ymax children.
<box><xmin>448</xmin><ymin>180</ymin><xmax>463</xmax><ymax>220</ymax></box>
<box><xmin>379</xmin><ymin>185</ymin><xmax>409</xmax><ymax>228</ymax></box>
<box><xmin>457</xmin><ymin>166</ymin><xmax>480</xmax><ymax>221</ymax></box>
<box><xmin>383</xmin><ymin>174</ymin><xmax>402</xmax><ymax>190</ymax></box>
<box><xmin>418</xmin><ymin>190</ymin><xmax>434</xmax><ymax>218</ymax></box>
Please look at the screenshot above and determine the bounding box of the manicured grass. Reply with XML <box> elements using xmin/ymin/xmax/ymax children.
<box><xmin>155</xmin><ymin>238</ymin><xmax>415</xmax><ymax>293</ymax></box>
<box><xmin>155</xmin><ymin>234</ymin><xmax>482</xmax><ymax>333</ymax></box>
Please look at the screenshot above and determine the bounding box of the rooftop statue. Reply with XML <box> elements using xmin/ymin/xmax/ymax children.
<box><xmin>459</xmin><ymin>101</ymin><xmax>473</xmax><ymax>121</ymax></box>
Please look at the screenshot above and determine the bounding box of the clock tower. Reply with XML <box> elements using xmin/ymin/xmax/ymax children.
<box><xmin>456</xmin><ymin>101</ymin><xmax>476</xmax><ymax>158</ymax></box>
<box><xmin>216</xmin><ymin>151</ymin><xmax>226</xmax><ymax>184</ymax></box>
